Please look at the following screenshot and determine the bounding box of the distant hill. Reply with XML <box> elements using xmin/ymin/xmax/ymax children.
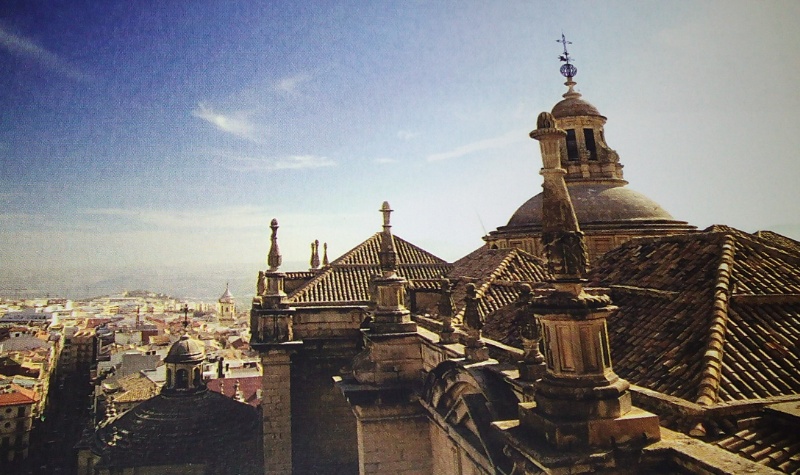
<box><xmin>0</xmin><ymin>261</ymin><xmax>308</xmax><ymax>301</ymax></box>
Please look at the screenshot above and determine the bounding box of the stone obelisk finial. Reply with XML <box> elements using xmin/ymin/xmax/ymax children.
<box><xmin>379</xmin><ymin>201</ymin><xmax>398</xmax><ymax>277</ymax></box>
<box><xmin>267</xmin><ymin>218</ymin><xmax>282</xmax><ymax>272</ymax></box>
<box><xmin>310</xmin><ymin>240</ymin><xmax>321</xmax><ymax>271</ymax></box>
<box><xmin>251</xmin><ymin>218</ymin><xmax>294</xmax><ymax>343</ymax></box>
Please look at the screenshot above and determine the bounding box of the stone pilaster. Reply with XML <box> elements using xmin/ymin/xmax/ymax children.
<box><xmin>353</xmin><ymin>402</ymin><xmax>432</xmax><ymax>475</ymax></box>
<box><xmin>250</xmin><ymin>218</ymin><xmax>302</xmax><ymax>475</ymax></box>
<box><xmin>339</xmin><ymin>202</ymin><xmax>432</xmax><ymax>475</ymax></box>
<box><xmin>261</xmin><ymin>349</ymin><xmax>295</xmax><ymax>475</ymax></box>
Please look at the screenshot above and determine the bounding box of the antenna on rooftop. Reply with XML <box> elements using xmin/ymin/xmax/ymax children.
<box><xmin>557</xmin><ymin>32</ymin><xmax>577</xmax><ymax>79</ymax></box>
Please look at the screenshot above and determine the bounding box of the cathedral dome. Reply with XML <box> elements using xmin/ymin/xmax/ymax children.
<box><xmin>551</xmin><ymin>96</ymin><xmax>604</xmax><ymax>119</ymax></box>
<box><xmin>165</xmin><ymin>335</ymin><xmax>204</xmax><ymax>365</ymax></box>
<box><xmin>93</xmin><ymin>390</ymin><xmax>261</xmax><ymax>473</ymax></box>
<box><xmin>507</xmin><ymin>183</ymin><xmax>677</xmax><ymax>228</ymax></box>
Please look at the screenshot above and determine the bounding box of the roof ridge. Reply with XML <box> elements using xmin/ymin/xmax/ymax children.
<box><xmin>477</xmin><ymin>248</ymin><xmax>517</xmax><ymax>296</ymax></box>
<box><xmin>328</xmin><ymin>233</ymin><xmax>381</xmax><ymax>266</ymax></box>
<box><xmin>696</xmin><ymin>234</ymin><xmax>737</xmax><ymax>406</ymax></box>
<box><xmin>391</xmin><ymin>234</ymin><xmax>449</xmax><ymax>264</ymax></box>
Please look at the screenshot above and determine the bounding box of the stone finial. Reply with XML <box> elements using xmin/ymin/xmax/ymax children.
<box><xmin>379</xmin><ymin>201</ymin><xmax>397</xmax><ymax>275</ymax></box>
<box><xmin>267</xmin><ymin>218</ymin><xmax>282</xmax><ymax>271</ymax></box>
<box><xmin>438</xmin><ymin>277</ymin><xmax>455</xmax><ymax>330</ymax></box>
<box><xmin>463</xmin><ymin>283</ymin><xmax>483</xmax><ymax>334</ymax></box>
<box><xmin>310</xmin><ymin>240</ymin><xmax>321</xmax><ymax>270</ymax></box>
<box><xmin>517</xmin><ymin>284</ymin><xmax>544</xmax><ymax>366</ymax></box>
<box><xmin>530</xmin><ymin>112</ymin><xmax>587</xmax><ymax>284</ymax></box>
<box><xmin>380</xmin><ymin>201</ymin><xmax>392</xmax><ymax>231</ymax></box>
<box><xmin>322</xmin><ymin>242</ymin><xmax>329</xmax><ymax>267</ymax></box>
<box><xmin>536</xmin><ymin>111</ymin><xmax>557</xmax><ymax>130</ymax></box>
<box><xmin>256</xmin><ymin>271</ymin><xmax>266</xmax><ymax>296</ymax></box>
<box><xmin>463</xmin><ymin>283</ymin><xmax>488</xmax><ymax>362</ymax></box>
<box><xmin>233</xmin><ymin>380</ymin><xmax>244</xmax><ymax>403</ymax></box>
<box><xmin>438</xmin><ymin>278</ymin><xmax>454</xmax><ymax>323</ymax></box>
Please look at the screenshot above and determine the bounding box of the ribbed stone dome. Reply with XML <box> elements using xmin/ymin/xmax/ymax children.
<box><xmin>507</xmin><ymin>183</ymin><xmax>676</xmax><ymax>228</ymax></box>
<box><xmin>164</xmin><ymin>335</ymin><xmax>204</xmax><ymax>364</ymax></box>
<box><xmin>93</xmin><ymin>390</ymin><xmax>260</xmax><ymax>473</ymax></box>
<box><xmin>551</xmin><ymin>96</ymin><xmax>603</xmax><ymax>119</ymax></box>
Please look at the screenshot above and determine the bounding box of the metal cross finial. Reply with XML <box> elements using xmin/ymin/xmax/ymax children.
<box><xmin>183</xmin><ymin>304</ymin><xmax>189</xmax><ymax>329</ymax></box>
<box><xmin>557</xmin><ymin>33</ymin><xmax>577</xmax><ymax>78</ymax></box>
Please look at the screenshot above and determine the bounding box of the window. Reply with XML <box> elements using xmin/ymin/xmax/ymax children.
<box><xmin>584</xmin><ymin>129</ymin><xmax>597</xmax><ymax>160</ymax></box>
<box><xmin>176</xmin><ymin>369</ymin><xmax>188</xmax><ymax>389</ymax></box>
<box><xmin>17</xmin><ymin>407</ymin><xmax>24</xmax><ymax>417</ymax></box>
<box><xmin>566</xmin><ymin>129</ymin><xmax>579</xmax><ymax>160</ymax></box>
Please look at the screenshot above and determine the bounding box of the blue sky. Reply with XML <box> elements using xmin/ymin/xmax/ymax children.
<box><xmin>2</xmin><ymin>1</ymin><xmax>799</xmax><ymax>277</ymax></box>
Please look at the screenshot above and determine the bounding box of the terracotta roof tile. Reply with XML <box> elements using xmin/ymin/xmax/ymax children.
<box><xmin>0</xmin><ymin>383</ymin><xmax>38</xmax><ymax>406</ymax></box>
<box><xmin>447</xmin><ymin>247</ymin><xmax>549</xmax><ymax>324</ymax></box>
<box><xmin>112</xmin><ymin>373</ymin><xmax>158</xmax><ymax>403</ymax></box>
<box><xmin>712</xmin><ymin>405</ymin><xmax>800</xmax><ymax>474</ymax></box>
<box><xmin>289</xmin><ymin>233</ymin><xmax>450</xmax><ymax>304</ymax></box>
<box><xmin>590</xmin><ymin>227</ymin><xmax>800</xmax><ymax>405</ymax></box>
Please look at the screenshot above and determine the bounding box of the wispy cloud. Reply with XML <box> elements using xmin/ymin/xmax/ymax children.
<box><xmin>214</xmin><ymin>153</ymin><xmax>336</xmax><ymax>172</ymax></box>
<box><xmin>83</xmin><ymin>206</ymin><xmax>268</xmax><ymax>230</ymax></box>
<box><xmin>192</xmin><ymin>103</ymin><xmax>257</xmax><ymax>141</ymax></box>
<box><xmin>274</xmin><ymin>73</ymin><xmax>311</xmax><ymax>96</ymax></box>
<box><xmin>374</xmin><ymin>157</ymin><xmax>397</xmax><ymax>164</ymax></box>
<box><xmin>0</xmin><ymin>25</ymin><xmax>89</xmax><ymax>81</ymax></box>
<box><xmin>397</xmin><ymin>130</ymin><xmax>419</xmax><ymax>141</ymax></box>
<box><xmin>427</xmin><ymin>129</ymin><xmax>526</xmax><ymax>161</ymax></box>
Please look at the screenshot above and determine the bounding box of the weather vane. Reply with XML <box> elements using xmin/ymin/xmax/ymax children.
<box><xmin>557</xmin><ymin>33</ymin><xmax>577</xmax><ymax>79</ymax></box>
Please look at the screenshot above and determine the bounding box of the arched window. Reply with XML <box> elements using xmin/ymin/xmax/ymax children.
<box><xmin>193</xmin><ymin>368</ymin><xmax>202</xmax><ymax>387</ymax></box>
<box><xmin>566</xmin><ymin>129</ymin><xmax>579</xmax><ymax>161</ymax></box>
<box><xmin>176</xmin><ymin>369</ymin><xmax>189</xmax><ymax>389</ymax></box>
<box><xmin>584</xmin><ymin>129</ymin><xmax>597</xmax><ymax>160</ymax></box>
<box><xmin>166</xmin><ymin>368</ymin><xmax>172</xmax><ymax>387</ymax></box>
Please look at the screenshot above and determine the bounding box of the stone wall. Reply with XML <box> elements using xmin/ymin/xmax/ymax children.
<box><xmin>261</xmin><ymin>350</ymin><xmax>293</xmax><ymax>475</ymax></box>
<box><xmin>353</xmin><ymin>403</ymin><xmax>432</xmax><ymax>474</ymax></box>
<box><xmin>292</xmin><ymin>353</ymin><xmax>359</xmax><ymax>474</ymax></box>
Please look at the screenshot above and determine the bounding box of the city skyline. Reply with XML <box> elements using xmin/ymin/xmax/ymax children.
<box><xmin>2</xmin><ymin>1</ymin><xmax>799</xmax><ymax>281</ymax></box>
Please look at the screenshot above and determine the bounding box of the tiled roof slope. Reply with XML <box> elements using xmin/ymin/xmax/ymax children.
<box><xmin>755</xmin><ymin>230</ymin><xmax>800</xmax><ymax>256</ymax></box>
<box><xmin>289</xmin><ymin>233</ymin><xmax>451</xmax><ymax>304</ymax></box>
<box><xmin>591</xmin><ymin>226</ymin><xmax>800</xmax><ymax>405</ymax></box>
<box><xmin>447</xmin><ymin>246</ymin><xmax>549</xmax><ymax>324</ymax></box>
<box><xmin>713</xmin><ymin>402</ymin><xmax>800</xmax><ymax>474</ymax></box>
<box><xmin>113</xmin><ymin>372</ymin><xmax>158</xmax><ymax>403</ymax></box>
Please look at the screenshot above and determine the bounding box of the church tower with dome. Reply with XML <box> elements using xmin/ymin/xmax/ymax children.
<box><xmin>217</xmin><ymin>283</ymin><xmax>236</xmax><ymax>324</ymax></box>
<box><xmin>485</xmin><ymin>37</ymin><xmax>695</xmax><ymax>261</ymax></box>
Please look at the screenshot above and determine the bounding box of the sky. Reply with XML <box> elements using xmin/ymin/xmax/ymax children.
<box><xmin>1</xmin><ymin>1</ymin><xmax>799</xmax><ymax>286</ymax></box>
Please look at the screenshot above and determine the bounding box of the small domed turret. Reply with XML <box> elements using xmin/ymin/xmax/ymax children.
<box><xmin>165</xmin><ymin>335</ymin><xmax>204</xmax><ymax>365</ymax></box>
